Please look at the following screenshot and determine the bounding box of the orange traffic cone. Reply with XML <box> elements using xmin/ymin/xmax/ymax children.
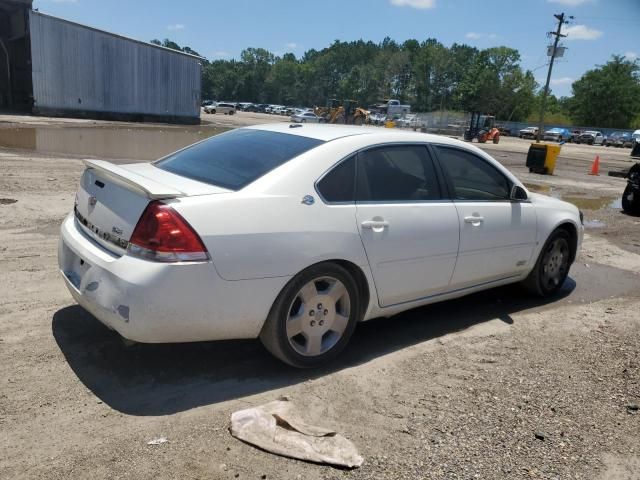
<box><xmin>589</xmin><ymin>155</ymin><xmax>600</xmax><ymax>176</ymax></box>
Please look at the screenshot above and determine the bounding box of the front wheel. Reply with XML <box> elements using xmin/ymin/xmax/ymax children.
<box><xmin>522</xmin><ymin>229</ymin><xmax>572</xmax><ymax>297</ymax></box>
<box><xmin>492</xmin><ymin>134</ymin><xmax>500</xmax><ymax>144</ymax></box>
<box><xmin>260</xmin><ymin>263</ymin><xmax>360</xmax><ymax>368</ymax></box>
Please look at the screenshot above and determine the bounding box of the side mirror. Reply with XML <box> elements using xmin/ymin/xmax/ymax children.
<box><xmin>510</xmin><ymin>185</ymin><xmax>528</xmax><ymax>201</ymax></box>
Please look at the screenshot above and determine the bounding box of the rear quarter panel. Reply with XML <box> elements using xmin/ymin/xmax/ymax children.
<box><xmin>170</xmin><ymin>134</ymin><xmax>385</xmax><ymax>281</ymax></box>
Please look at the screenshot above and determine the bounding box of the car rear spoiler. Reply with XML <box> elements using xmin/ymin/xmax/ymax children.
<box><xmin>83</xmin><ymin>159</ymin><xmax>185</xmax><ymax>199</ymax></box>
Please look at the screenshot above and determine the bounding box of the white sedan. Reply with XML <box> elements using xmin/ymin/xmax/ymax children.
<box><xmin>58</xmin><ymin>124</ymin><xmax>583</xmax><ymax>367</ymax></box>
<box><xmin>290</xmin><ymin>111</ymin><xmax>321</xmax><ymax>123</ymax></box>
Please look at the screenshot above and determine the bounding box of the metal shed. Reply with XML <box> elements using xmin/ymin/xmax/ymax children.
<box><xmin>0</xmin><ymin>2</ymin><xmax>202</xmax><ymax>124</ymax></box>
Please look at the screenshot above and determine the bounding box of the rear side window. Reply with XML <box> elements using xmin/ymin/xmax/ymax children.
<box><xmin>155</xmin><ymin>129</ymin><xmax>323</xmax><ymax>190</ymax></box>
<box><xmin>435</xmin><ymin>146</ymin><xmax>510</xmax><ymax>200</ymax></box>
<box><xmin>356</xmin><ymin>145</ymin><xmax>441</xmax><ymax>202</ymax></box>
<box><xmin>316</xmin><ymin>155</ymin><xmax>356</xmax><ymax>202</ymax></box>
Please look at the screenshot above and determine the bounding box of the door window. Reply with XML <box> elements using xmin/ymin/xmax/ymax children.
<box><xmin>316</xmin><ymin>155</ymin><xmax>356</xmax><ymax>202</ymax></box>
<box><xmin>435</xmin><ymin>146</ymin><xmax>510</xmax><ymax>201</ymax></box>
<box><xmin>356</xmin><ymin>145</ymin><xmax>440</xmax><ymax>202</ymax></box>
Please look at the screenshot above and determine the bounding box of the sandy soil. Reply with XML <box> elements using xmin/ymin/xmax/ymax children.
<box><xmin>1</xmin><ymin>122</ymin><xmax>639</xmax><ymax>479</ymax></box>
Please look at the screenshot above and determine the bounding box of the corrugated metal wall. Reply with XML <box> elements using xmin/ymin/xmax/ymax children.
<box><xmin>29</xmin><ymin>11</ymin><xmax>201</xmax><ymax>120</ymax></box>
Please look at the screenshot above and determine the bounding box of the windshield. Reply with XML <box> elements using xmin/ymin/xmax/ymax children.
<box><xmin>155</xmin><ymin>129</ymin><xmax>324</xmax><ymax>190</ymax></box>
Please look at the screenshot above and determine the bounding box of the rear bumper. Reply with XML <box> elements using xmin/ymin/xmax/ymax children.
<box><xmin>58</xmin><ymin>213</ymin><xmax>289</xmax><ymax>343</ymax></box>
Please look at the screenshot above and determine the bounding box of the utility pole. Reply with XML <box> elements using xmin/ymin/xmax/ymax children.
<box><xmin>536</xmin><ymin>13</ymin><xmax>568</xmax><ymax>143</ymax></box>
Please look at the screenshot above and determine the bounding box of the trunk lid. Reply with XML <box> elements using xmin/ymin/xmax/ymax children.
<box><xmin>74</xmin><ymin>160</ymin><xmax>228</xmax><ymax>254</ymax></box>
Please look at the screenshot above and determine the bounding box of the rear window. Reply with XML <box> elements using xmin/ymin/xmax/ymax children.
<box><xmin>155</xmin><ymin>129</ymin><xmax>324</xmax><ymax>190</ymax></box>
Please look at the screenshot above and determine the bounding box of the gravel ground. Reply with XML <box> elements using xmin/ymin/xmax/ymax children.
<box><xmin>1</xmin><ymin>120</ymin><xmax>639</xmax><ymax>479</ymax></box>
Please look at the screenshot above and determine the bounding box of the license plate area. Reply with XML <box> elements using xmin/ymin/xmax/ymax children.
<box><xmin>63</xmin><ymin>249</ymin><xmax>91</xmax><ymax>290</ymax></box>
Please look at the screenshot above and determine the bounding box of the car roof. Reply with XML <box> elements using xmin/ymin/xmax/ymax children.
<box><xmin>245</xmin><ymin>122</ymin><xmax>468</xmax><ymax>146</ymax></box>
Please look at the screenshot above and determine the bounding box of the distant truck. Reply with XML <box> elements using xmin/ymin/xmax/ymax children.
<box><xmin>372</xmin><ymin>99</ymin><xmax>411</xmax><ymax>117</ymax></box>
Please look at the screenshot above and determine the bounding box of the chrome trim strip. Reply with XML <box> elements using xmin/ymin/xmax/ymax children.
<box><xmin>74</xmin><ymin>207</ymin><xmax>128</xmax><ymax>252</ymax></box>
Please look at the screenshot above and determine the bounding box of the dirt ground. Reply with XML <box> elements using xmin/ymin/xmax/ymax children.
<box><xmin>1</xmin><ymin>113</ymin><xmax>639</xmax><ymax>480</ymax></box>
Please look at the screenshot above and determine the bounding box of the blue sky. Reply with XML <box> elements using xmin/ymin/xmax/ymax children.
<box><xmin>34</xmin><ymin>0</ymin><xmax>639</xmax><ymax>97</ymax></box>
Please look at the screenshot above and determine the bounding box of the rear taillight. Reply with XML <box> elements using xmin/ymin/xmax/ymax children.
<box><xmin>127</xmin><ymin>201</ymin><xmax>209</xmax><ymax>262</ymax></box>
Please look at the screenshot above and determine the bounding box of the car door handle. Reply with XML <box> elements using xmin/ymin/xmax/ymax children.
<box><xmin>464</xmin><ymin>216</ymin><xmax>484</xmax><ymax>224</ymax></box>
<box><xmin>361</xmin><ymin>220</ymin><xmax>389</xmax><ymax>229</ymax></box>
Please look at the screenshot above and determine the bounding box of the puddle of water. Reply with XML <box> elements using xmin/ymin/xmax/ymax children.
<box><xmin>524</xmin><ymin>182</ymin><xmax>551</xmax><ymax>194</ymax></box>
<box><xmin>583</xmin><ymin>219</ymin><xmax>607</xmax><ymax>229</ymax></box>
<box><xmin>524</xmin><ymin>182</ymin><xmax>622</xmax><ymax>210</ymax></box>
<box><xmin>0</xmin><ymin>125</ymin><xmax>228</xmax><ymax>161</ymax></box>
<box><xmin>561</xmin><ymin>196</ymin><xmax>622</xmax><ymax>210</ymax></box>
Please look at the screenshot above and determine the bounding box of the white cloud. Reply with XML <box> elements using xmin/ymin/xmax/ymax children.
<box><xmin>551</xmin><ymin>77</ymin><xmax>573</xmax><ymax>86</ymax></box>
<box><xmin>624</xmin><ymin>51</ymin><xmax>638</xmax><ymax>61</ymax></box>
<box><xmin>563</xmin><ymin>24</ymin><xmax>602</xmax><ymax>40</ymax></box>
<box><xmin>284</xmin><ymin>42</ymin><xmax>298</xmax><ymax>50</ymax></box>
<box><xmin>547</xmin><ymin>0</ymin><xmax>592</xmax><ymax>6</ymax></box>
<box><xmin>390</xmin><ymin>0</ymin><xmax>436</xmax><ymax>9</ymax></box>
<box><xmin>465</xmin><ymin>32</ymin><xmax>498</xmax><ymax>40</ymax></box>
<box><xmin>167</xmin><ymin>23</ymin><xmax>185</xmax><ymax>31</ymax></box>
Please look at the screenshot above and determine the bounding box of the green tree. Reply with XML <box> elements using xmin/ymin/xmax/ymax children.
<box><xmin>568</xmin><ymin>55</ymin><xmax>640</xmax><ymax>128</ymax></box>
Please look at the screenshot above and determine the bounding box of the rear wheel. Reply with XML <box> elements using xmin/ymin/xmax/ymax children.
<box><xmin>492</xmin><ymin>134</ymin><xmax>500</xmax><ymax>144</ymax></box>
<box><xmin>260</xmin><ymin>263</ymin><xmax>360</xmax><ymax>368</ymax></box>
<box><xmin>522</xmin><ymin>229</ymin><xmax>572</xmax><ymax>297</ymax></box>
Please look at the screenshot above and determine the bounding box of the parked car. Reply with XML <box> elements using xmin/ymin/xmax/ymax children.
<box><xmin>59</xmin><ymin>124</ymin><xmax>583</xmax><ymax>367</ymax></box>
<box><xmin>519</xmin><ymin>127</ymin><xmax>539</xmax><ymax>139</ymax></box>
<box><xmin>543</xmin><ymin>127</ymin><xmax>571</xmax><ymax>143</ymax></box>
<box><xmin>396</xmin><ymin>114</ymin><xmax>420</xmax><ymax>129</ymax></box>
<box><xmin>568</xmin><ymin>130</ymin><xmax>583</xmax><ymax>143</ymax></box>
<box><xmin>497</xmin><ymin>126</ymin><xmax>512</xmax><ymax>137</ymax></box>
<box><xmin>290</xmin><ymin>111</ymin><xmax>321</xmax><ymax>123</ymax></box>
<box><xmin>576</xmin><ymin>131</ymin><xmax>604</xmax><ymax>145</ymax></box>
<box><xmin>204</xmin><ymin>102</ymin><xmax>236</xmax><ymax>115</ymax></box>
<box><xmin>369</xmin><ymin>112</ymin><xmax>387</xmax><ymax>125</ymax></box>
<box><xmin>237</xmin><ymin>103</ymin><xmax>254</xmax><ymax>112</ymax></box>
<box><xmin>373</xmin><ymin>99</ymin><xmax>411</xmax><ymax>116</ymax></box>
<box><xmin>605</xmin><ymin>132</ymin><xmax>633</xmax><ymax>148</ymax></box>
<box><xmin>253</xmin><ymin>104</ymin><xmax>270</xmax><ymax>113</ymax></box>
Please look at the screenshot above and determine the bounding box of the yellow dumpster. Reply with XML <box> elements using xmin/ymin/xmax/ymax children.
<box><xmin>384</xmin><ymin>119</ymin><xmax>396</xmax><ymax>128</ymax></box>
<box><xmin>526</xmin><ymin>143</ymin><xmax>561</xmax><ymax>175</ymax></box>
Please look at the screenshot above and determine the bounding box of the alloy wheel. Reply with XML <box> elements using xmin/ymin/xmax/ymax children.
<box><xmin>285</xmin><ymin>276</ymin><xmax>351</xmax><ymax>357</ymax></box>
<box><xmin>541</xmin><ymin>238</ymin><xmax>569</xmax><ymax>289</ymax></box>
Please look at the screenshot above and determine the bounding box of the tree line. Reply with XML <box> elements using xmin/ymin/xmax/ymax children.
<box><xmin>152</xmin><ymin>38</ymin><xmax>640</xmax><ymax>129</ymax></box>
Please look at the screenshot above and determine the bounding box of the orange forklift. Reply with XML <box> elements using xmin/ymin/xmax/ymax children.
<box><xmin>463</xmin><ymin>112</ymin><xmax>500</xmax><ymax>144</ymax></box>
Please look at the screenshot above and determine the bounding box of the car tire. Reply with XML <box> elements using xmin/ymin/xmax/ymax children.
<box><xmin>211</xmin><ymin>109</ymin><xmax>216</xmax><ymax>115</ymax></box>
<box><xmin>622</xmin><ymin>184</ymin><xmax>640</xmax><ymax>215</ymax></box>
<box><xmin>259</xmin><ymin>262</ymin><xmax>361</xmax><ymax>368</ymax></box>
<box><xmin>229</xmin><ymin>110</ymin><xmax>235</xmax><ymax>115</ymax></box>
<box><xmin>522</xmin><ymin>229</ymin><xmax>572</xmax><ymax>297</ymax></box>
<box><xmin>301</xmin><ymin>119</ymin><xmax>306</xmax><ymax>123</ymax></box>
